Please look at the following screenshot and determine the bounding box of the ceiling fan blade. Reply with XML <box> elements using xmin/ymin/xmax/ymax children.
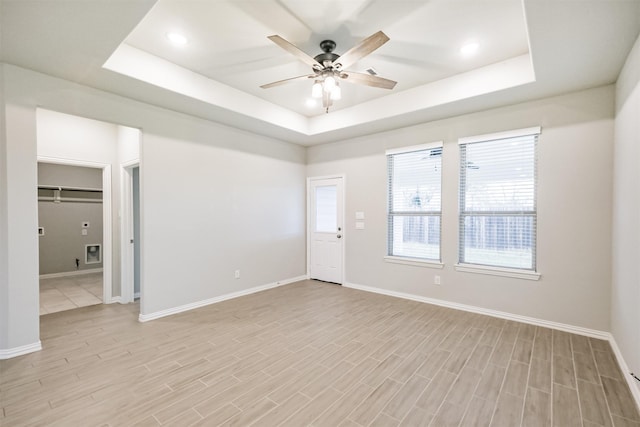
<box><xmin>260</xmin><ymin>74</ymin><xmax>316</xmax><ymax>89</ymax></box>
<box><xmin>267</xmin><ymin>35</ymin><xmax>323</xmax><ymax>70</ymax></box>
<box><xmin>333</xmin><ymin>31</ymin><xmax>390</xmax><ymax>70</ymax></box>
<box><xmin>340</xmin><ymin>71</ymin><xmax>397</xmax><ymax>89</ymax></box>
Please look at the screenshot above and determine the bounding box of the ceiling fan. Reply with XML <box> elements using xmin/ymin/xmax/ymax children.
<box><xmin>261</xmin><ymin>31</ymin><xmax>397</xmax><ymax>113</ymax></box>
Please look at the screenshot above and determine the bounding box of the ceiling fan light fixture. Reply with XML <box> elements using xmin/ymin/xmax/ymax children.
<box><xmin>311</xmin><ymin>81</ymin><xmax>323</xmax><ymax>98</ymax></box>
<box><xmin>324</xmin><ymin>75</ymin><xmax>336</xmax><ymax>91</ymax></box>
<box><xmin>262</xmin><ymin>31</ymin><xmax>396</xmax><ymax>113</ymax></box>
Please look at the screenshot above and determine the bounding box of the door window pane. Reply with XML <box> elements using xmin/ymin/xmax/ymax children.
<box><xmin>315</xmin><ymin>185</ymin><xmax>337</xmax><ymax>232</ymax></box>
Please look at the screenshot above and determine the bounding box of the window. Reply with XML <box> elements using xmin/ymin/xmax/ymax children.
<box><xmin>387</xmin><ymin>142</ymin><xmax>442</xmax><ymax>261</ymax></box>
<box><xmin>458</xmin><ymin>127</ymin><xmax>539</xmax><ymax>271</ymax></box>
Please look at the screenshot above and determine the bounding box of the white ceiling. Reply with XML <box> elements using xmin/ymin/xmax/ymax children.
<box><xmin>1</xmin><ymin>0</ymin><xmax>639</xmax><ymax>146</ymax></box>
<box><xmin>123</xmin><ymin>0</ymin><xmax>529</xmax><ymax>116</ymax></box>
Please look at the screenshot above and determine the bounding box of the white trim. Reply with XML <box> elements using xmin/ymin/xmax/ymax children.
<box><xmin>455</xmin><ymin>263</ymin><xmax>541</xmax><ymax>280</ymax></box>
<box><xmin>138</xmin><ymin>275</ymin><xmax>307</xmax><ymax>322</ymax></box>
<box><xmin>37</xmin><ymin>156</ymin><xmax>112</xmax><ymax>303</ymax></box>
<box><xmin>37</xmin><ymin>156</ymin><xmax>108</xmax><ymax>169</ymax></box>
<box><xmin>102</xmin><ymin>165</ymin><xmax>113</xmax><ymax>303</ymax></box>
<box><xmin>608</xmin><ymin>335</ymin><xmax>640</xmax><ymax>412</ymax></box>
<box><xmin>121</xmin><ymin>159</ymin><xmax>139</xmax><ymax>168</ymax></box>
<box><xmin>306</xmin><ymin>173</ymin><xmax>346</xmax><ymax>181</ymax></box>
<box><xmin>342</xmin><ymin>281</ymin><xmax>609</xmax><ymax>339</ymax></box>
<box><xmin>120</xmin><ymin>163</ymin><xmax>139</xmax><ymax>304</ymax></box>
<box><xmin>0</xmin><ymin>341</ymin><xmax>42</xmax><ymax>359</ymax></box>
<box><xmin>385</xmin><ymin>141</ymin><xmax>443</xmax><ymax>156</ymax></box>
<box><xmin>384</xmin><ymin>256</ymin><xmax>444</xmax><ymax>269</ymax></box>
<box><xmin>134</xmin><ymin>291</ymin><xmax>140</xmax><ymax>299</ymax></box>
<box><xmin>307</xmin><ymin>175</ymin><xmax>346</xmax><ymax>285</ymax></box>
<box><xmin>458</xmin><ymin>126</ymin><xmax>541</xmax><ymax>145</ymax></box>
<box><xmin>39</xmin><ymin>268</ymin><xmax>103</xmax><ymax>279</ymax></box>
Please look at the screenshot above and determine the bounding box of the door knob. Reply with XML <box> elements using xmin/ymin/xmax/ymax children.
<box><xmin>337</xmin><ymin>234</ymin><xmax>342</xmax><ymax>238</ymax></box>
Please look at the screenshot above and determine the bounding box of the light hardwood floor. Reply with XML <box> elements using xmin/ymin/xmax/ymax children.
<box><xmin>39</xmin><ymin>272</ymin><xmax>103</xmax><ymax>315</ymax></box>
<box><xmin>1</xmin><ymin>280</ymin><xmax>638</xmax><ymax>426</ymax></box>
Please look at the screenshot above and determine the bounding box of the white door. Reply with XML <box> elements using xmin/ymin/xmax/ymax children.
<box><xmin>309</xmin><ymin>177</ymin><xmax>344</xmax><ymax>284</ymax></box>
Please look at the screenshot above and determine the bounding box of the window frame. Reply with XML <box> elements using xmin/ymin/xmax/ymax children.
<box><xmin>456</xmin><ymin>127</ymin><xmax>541</xmax><ymax>279</ymax></box>
<box><xmin>386</xmin><ymin>141</ymin><xmax>443</xmax><ymax>266</ymax></box>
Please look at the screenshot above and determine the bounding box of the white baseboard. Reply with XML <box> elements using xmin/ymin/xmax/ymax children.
<box><xmin>108</xmin><ymin>296</ymin><xmax>122</xmax><ymax>304</ymax></box>
<box><xmin>138</xmin><ymin>275</ymin><xmax>307</xmax><ymax>322</ymax></box>
<box><xmin>39</xmin><ymin>268</ymin><xmax>103</xmax><ymax>279</ymax></box>
<box><xmin>0</xmin><ymin>341</ymin><xmax>42</xmax><ymax>359</ymax></box>
<box><xmin>134</xmin><ymin>291</ymin><xmax>140</xmax><ymax>299</ymax></box>
<box><xmin>343</xmin><ymin>282</ymin><xmax>609</xmax><ymax>339</ymax></box>
<box><xmin>608</xmin><ymin>335</ymin><xmax>640</xmax><ymax>412</ymax></box>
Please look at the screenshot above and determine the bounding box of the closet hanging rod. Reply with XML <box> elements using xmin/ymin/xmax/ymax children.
<box><xmin>37</xmin><ymin>185</ymin><xmax>102</xmax><ymax>192</ymax></box>
<box><xmin>38</xmin><ymin>196</ymin><xmax>102</xmax><ymax>204</ymax></box>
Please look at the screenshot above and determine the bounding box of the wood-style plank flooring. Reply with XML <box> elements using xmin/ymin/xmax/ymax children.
<box><xmin>1</xmin><ymin>280</ymin><xmax>638</xmax><ymax>426</ymax></box>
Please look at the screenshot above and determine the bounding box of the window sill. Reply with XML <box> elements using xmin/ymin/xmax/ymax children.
<box><xmin>454</xmin><ymin>263</ymin><xmax>541</xmax><ymax>281</ymax></box>
<box><xmin>384</xmin><ymin>256</ymin><xmax>444</xmax><ymax>269</ymax></box>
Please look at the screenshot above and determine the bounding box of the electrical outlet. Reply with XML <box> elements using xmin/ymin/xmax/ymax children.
<box><xmin>434</xmin><ymin>275</ymin><xmax>441</xmax><ymax>285</ymax></box>
<box><xmin>234</xmin><ymin>270</ymin><xmax>240</xmax><ymax>279</ymax></box>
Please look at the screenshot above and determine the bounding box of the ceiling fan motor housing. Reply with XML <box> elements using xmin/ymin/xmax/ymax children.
<box><xmin>314</xmin><ymin>40</ymin><xmax>340</xmax><ymax>68</ymax></box>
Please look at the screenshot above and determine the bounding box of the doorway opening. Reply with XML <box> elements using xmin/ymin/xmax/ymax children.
<box><xmin>121</xmin><ymin>163</ymin><xmax>141</xmax><ymax>303</ymax></box>
<box><xmin>37</xmin><ymin>159</ymin><xmax>112</xmax><ymax>314</ymax></box>
<box><xmin>36</xmin><ymin>108</ymin><xmax>141</xmax><ymax>317</ymax></box>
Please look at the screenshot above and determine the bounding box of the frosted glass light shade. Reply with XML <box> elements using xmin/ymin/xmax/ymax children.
<box><xmin>324</xmin><ymin>76</ymin><xmax>336</xmax><ymax>91</ymax></box>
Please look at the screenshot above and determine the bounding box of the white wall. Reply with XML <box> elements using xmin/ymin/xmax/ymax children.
<box><xmin>118</xmin><ymin>125</ymin><xmax>140</xmax><ymax>165</ymax></box>
<box><xmin>0</xmin><ymin>64</ymin><xmax>41</xmax><ymax>353</ymax></box>
<box><xmin>612</xmin><ymin>32</ymin><xmax>640</xmax><ymax>394</ymax></box>
<box><xmin>0</xmin><ymin>64</ymin><xmax>306</xmax><ymax>354</ymax></box>
<box><xmin>142</xmin><ymin>124</ymin><xmax>306</xmax><ymax>314</ymax></box>
<box><xmin>307</xmin><ymin>85</ymin><xmax>615</xmax><ymax>332</ymax></box>
<box><xmin>37</xmin><ymin>109</ymin><xmax>118</xmax><ymax>161</ymax></box>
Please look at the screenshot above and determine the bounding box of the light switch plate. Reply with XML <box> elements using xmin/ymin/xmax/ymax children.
<box><xmin>355</xmin><ymin>221</ymin><xmax>365</xmax><ymax>230</ymax></box>
<box><xmin>355</xmin><ymin>211</ymin><xmax>365</xmax><ymax>220</ymax></box>
<box><xmin>81</xmin><ymin>229</ymin><xmax>88</xmax><ymax>236</ymax></box>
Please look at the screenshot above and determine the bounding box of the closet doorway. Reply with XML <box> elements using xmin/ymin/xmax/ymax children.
<box><xmin>37</xmin><ymin>160</ymin><xmax>112</xmax><ymax>315</ymax></box>
<box><xmin>121</xmin><ymin>163</ymin><xmax>140</xmax><ymax>304</ymax></box>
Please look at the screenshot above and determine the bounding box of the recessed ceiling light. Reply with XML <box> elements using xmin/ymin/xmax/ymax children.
<box><xmin>460</xmin><ymin>41</ymin><xmax>479</xmax><ymax>57</ymax></box>
<box><xmin>166</xmin><ymin>32</ymin><xmax>188</xmax><ymax>46</ymax></box>
<box><xmin>305</xmin><ymin>98</ymin><xmax>317</xmax><ymax>108</ymax></box>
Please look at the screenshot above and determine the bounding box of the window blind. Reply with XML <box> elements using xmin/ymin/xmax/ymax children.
<box><xmin>459</xmin><ymin>128</ymin><xmax>539</xmax><ymax>270</ymax></box>
<box><xmin>387</xmin><ymin>142</ymin><xmax>442</xmax><ymax>261</ymax></box>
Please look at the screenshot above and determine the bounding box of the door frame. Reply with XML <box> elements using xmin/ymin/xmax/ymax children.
<box><xmin>37</xmin><ymin>156</ymin><xmax>113</xmax><ymax>303</ymax></box>
<box><xmin>120</xmin><ymin>161</ymin><xmax>139</xmax><ymax>304</ymax></box>
<box><xmin>306</xmin><ymin>174</ymin><xmax>346</xmax><ymax>284</ymax></box>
